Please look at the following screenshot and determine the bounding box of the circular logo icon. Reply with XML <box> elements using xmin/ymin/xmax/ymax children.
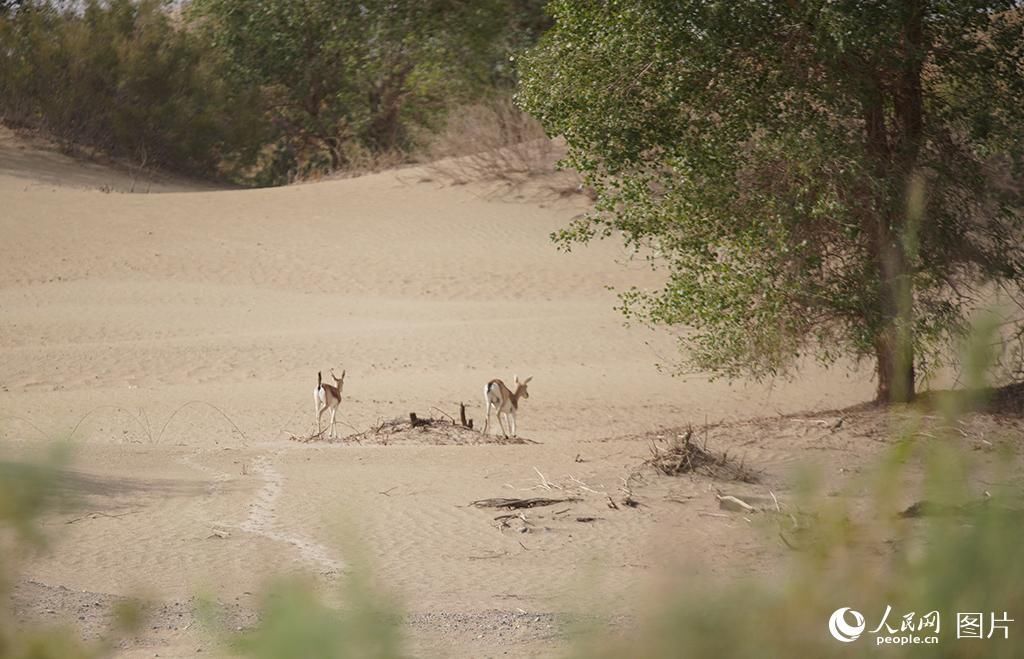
<box><xmin>829</xmin><ymin>607</ymin><xmax>866</xmax><ymax>643</ymax></box>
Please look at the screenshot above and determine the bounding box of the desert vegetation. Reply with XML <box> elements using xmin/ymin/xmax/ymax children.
<box><xmin>0</xmin><ymin>0</ymin><xmax>550</xmax><ymax>184</ymax></box>
<box><xmin>519</xmin><ymin>0</ymin><xmax>1024</xmax><ymax>403</ymax></box>
<box><xmin>2</xmin><ymin>1</ymin><xmax>1024</xmax><ymax>657</ymax></box>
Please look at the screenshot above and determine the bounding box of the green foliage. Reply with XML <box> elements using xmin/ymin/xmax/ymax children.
<box><xmin>0</xmin><ymin>444</ymin><xmax>67</xmax><ymax>550</ymax></box>
<box><xmin>200</xmin><ymin>537</ymin><xmax>404</xmax><ymax>658</ymax></box>
<box><xmin>0</xmin><ymin>0</ymin><xmax>267</xmax><ymax>179</ymax></box>
<box><xmin>0</xmin><ymin>444</ymin><xmax>143</xmax><ymax>659</ymax></box>
<box><xmin>0</xmin><ymin>0</ymin><xmax>551</xmax><ymax>184</ymax></box>
<box><xmin>190</xmin><ymin>0</ymin><xmax>548</xmax><ymax>181</ymax></box>
<box><xmin>578</xmin><ymin>489</ymin><xmax>1024</xmax><ymax>658</ymax></box>
<box><xmin>518</xmin><ymin>1</ymin><xmax>1024</xmax><ymax>400</ymax></box>
<box><xmin>219</xmin><ymin>575</ymin><xmax>404</xmax><ymax>659</ymax></box>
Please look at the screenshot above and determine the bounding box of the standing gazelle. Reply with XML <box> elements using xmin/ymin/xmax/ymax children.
<box><xmin>314</xmin><ymin>368</ymin><xmax>345</xmax><ymax>438</ymax></box>
<box><xmin>482</xmin><ymin>375</ymin><xmax>532</xmax><ymax>438</ymax></box>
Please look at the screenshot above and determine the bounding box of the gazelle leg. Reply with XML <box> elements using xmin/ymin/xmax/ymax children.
<box><xmin>498</xmin><ymin>412</ymin><xmax>509</xmax><ymax>439</ymax></box>
<box><xmin>317</xmin><ymin>405</ymin><xmax>327</xmax><ymax>435</ymax></box>
<box><xmin>510</xmin><ymin>411</ymin><xmax>517</xmax><ymax>438</ymax></box>
<box><xmin>330</xmin><ymin>407</ymin><xmax>338</xmax><ymax>438</ymax></box>
<box><xmin>483</xmin><ymin>400</ymin><xmax>492</xmax><ymax>435</ymax></box>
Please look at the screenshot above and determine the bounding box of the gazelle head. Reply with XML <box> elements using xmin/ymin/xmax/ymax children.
<box><xmin>330</xmin><ymin>368</ymin><xmax>346</xmax><ymax>390</ymax></box>
<box><xmin>513</xmin><ymin>375</ymin><xmax>532</xmax><ymax>400</ymax></box>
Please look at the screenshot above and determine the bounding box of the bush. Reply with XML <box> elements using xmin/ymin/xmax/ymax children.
<box><xmin>422</xmin><ymin>96</ymin><xmax>562</xmax><ymax>184</ymax></box>
<box><xmin>0</xmin><ymin>1</ymin><xmax>555</xmax><ymax>185</ymax></box>
<box><xmin>0</xmin><ymin>0</ymin><xmax>267</xmax><ymax>181</ymax></box>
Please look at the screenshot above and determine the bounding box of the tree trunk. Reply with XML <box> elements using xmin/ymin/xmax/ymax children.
<box><xmin>875</xmin><ymin>328</ymin><xmax>915</xmax><ymax>403</ymax></box>
<box><xmin>875</xmin><ymin>234</ymin><xmax>916</xmax><ymax>403</ymax></box>
<box><xmin>366</xmin><ymin>60</ymin><xmax>414</xmax><ymax>152</ymax></box>
<box><xmin>862</xmin><ymin>2</ymin><xmax>924</xmax><ymax>404</ymax></box>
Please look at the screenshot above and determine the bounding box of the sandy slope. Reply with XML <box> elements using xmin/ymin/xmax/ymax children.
<box><xmin>2</xmin><ymin>127</ymin><xmax>992</xmax><ymax>657</ymax></box>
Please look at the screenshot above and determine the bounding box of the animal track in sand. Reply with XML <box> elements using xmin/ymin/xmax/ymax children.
<box><xmin>179</xmin><ymin>446</ymin><xmax>343</xmax><ymax>577</ymax></box>
<box><xmin>239</xmin><ymin>450</ymin><xmax>344</xmax><ymax>576</ymax></box>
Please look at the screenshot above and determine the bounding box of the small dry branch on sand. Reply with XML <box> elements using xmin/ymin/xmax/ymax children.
<box><xmin>645</xmin><ymin>426</ymin><xmax>759</xmax><ymax>483</ymax></box>
<box><xmin>709</xmin><ymin>489</ymin><xmax>817</xmax><ymax>550</ymax></box>
<box><xmin>459</xmin><ymin>402</ymin><xmax>473</xmax><ymax>429</ymax></box>
<box><xmin>471</xmin><ymin>497</ymin><xmax>581</xmax><ymax>510</ymax></box>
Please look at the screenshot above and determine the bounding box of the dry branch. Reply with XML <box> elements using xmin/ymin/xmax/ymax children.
<box><xmin>292</xmin><ymin>407</ymin><xmax>529</xmax><ymax>445</ymax></box>
<box><xmin>471</xmin><ymin>497</ymin><xmax>580</xmax><ymax>510</ymax></box>
<box><xmin>65</xmin><ymin>510</ymin><xmax>139</xmax><ymax>525</ymax></box>
<box><xmin>459</xmin><ymin>402</ymin><xmax>473</xmax><ymax>429</ymax></box>
<box><xmin>644</xmin><ymin>426</ymin><xmax>758</xmax><ymax>483</ymax></box>
<box><xmin>718</xmin><ymin>495</ymin><xmax>757</xmax><ymax>513</ymax></box>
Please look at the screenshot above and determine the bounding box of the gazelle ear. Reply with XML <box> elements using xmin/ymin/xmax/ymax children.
<box><xmin>523</xmin><ymin>376</ymin><xmax>532</xmax><ymax>384</ymax></box>
<box><xmin>513</xmin><ymin>374</ymin><xmax>519</xmax><ymax>384</ymax></box>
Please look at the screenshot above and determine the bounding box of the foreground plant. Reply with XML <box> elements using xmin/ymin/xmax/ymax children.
<box><xmin>0</xmin><ymin>443</ymin><xmax>143</xmax><ymax>659</ymax></box>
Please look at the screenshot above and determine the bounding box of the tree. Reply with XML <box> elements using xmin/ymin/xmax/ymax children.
<box><xmin>518</xmin><ymin>1</ymin><xmax>1024</xmax><ymax>402</ymax></box>
<box><xmin>190</xmin><ymin>0</ymin><xmax>531</xmax><ymax>177</ymax></box>
<box><xmin>0</xmin><ymin>0</ymin><xmax>266</xmax><ymax>178</ymax></box>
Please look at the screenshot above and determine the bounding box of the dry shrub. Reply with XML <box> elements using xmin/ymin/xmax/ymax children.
<box><xmin>423</xmin><ymin>97</ymin><xmax>568</xmax><ymax>185</ymax></box>
<box><xmin>644</xmin><ymin>426</ymin><xmax>758</xmax><ymax>483</ymax></box>
<box><xmin>291</xmin><ymin>414</ymin><xmax>532</xmax><ymax>446</ymax></box>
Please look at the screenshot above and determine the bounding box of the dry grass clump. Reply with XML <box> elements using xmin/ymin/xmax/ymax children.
<box><xmin>644</xmin><ymin>426</ymin><xmax>758</xmax><ymax>483</ymax></box>
<box><xmin>292</xmin><ymin>414</ymin><xmax>533</xmax><ymax>446</ymax></box>
<box><xmin>422</xmin><ymin>97</ymin><xmax>569</xmax><ymax>185</ymax></box>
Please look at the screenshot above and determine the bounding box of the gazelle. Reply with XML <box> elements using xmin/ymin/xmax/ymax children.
<box><xmin>482</xmin><ymin>375</ymin><xmax>532</xmax><ymax>438</ymax></box>
<box><xmin>314</xmin><ymin>368</ymin><xmax>345</xmax><ymax>438</ymax></box>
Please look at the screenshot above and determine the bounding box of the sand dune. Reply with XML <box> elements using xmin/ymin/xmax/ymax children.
<box><xmin>0</xmin><ymin>126</ymin><xmax>924</xmax><ymax>657</ymax></box>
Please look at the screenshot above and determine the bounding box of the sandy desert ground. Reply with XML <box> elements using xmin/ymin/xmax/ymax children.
<box><xmin>2</xmin><ymin>126</ymin><xmax>1020</xmax><ymax>657</ymax></box>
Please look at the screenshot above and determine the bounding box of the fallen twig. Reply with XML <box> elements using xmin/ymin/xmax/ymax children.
<box><xmin>779</xmin><ymin>532</ymin><xmax>800</xmax><ymax>550</ymax></box>
<box><xmin>429</xmin><ymin>407</ymin><xmax>456</xmax><ymax>424</ymax></box>
<box><xmin>65</xmin><ymin>510</ymin><xmax>139</xmax><ymax>525</ymax></box>
<box><xmin>472</xmin><ymin>497</ymin><xmax>580</xmax><ymax>510</ymax></box>
<box><xmin>717</xmin><ymin>494</ymin><xmax>757</xmax><ymax>513</ymax></box>
<box><xmin>533</xmin><ymin>467</ymin><xmax>559</xmax><ymax>491</ymax></box>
